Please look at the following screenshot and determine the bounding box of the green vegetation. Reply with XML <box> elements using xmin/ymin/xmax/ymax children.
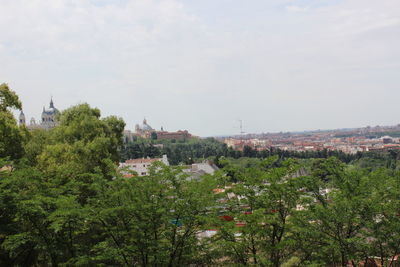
<box><xmin>121</xmin><ymin>138</ymin><xmax>357</xmax><ymax>165</ymax></box>
<box><xmin>121</xmin><ymin>137</ymin><xmax>400</xmax><ymax>171</ymax></box>
<box><xmin>120</xmin><ymin>137</ymin><xmax>235</xmax><ymax>165</ymax></box>
<box><xmin>0</xmin><ymin>83</ymin><xmax>26</xmax><ymax>160</ymax></box>
<box><xmin>2</xmin><ymin>85</ymin><xmax>400</xmax><ymax>266</ymax></box>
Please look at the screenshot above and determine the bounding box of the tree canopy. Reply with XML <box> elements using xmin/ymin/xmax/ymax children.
<box><xmin>0</xmin><ymin>83</ymin><xmax>25</xmax><ymax>160</ymax></box>
<box><xmin>1</xmin><ymin>86</ymin><xmax>400</xmax><ymax>266</ymax></box>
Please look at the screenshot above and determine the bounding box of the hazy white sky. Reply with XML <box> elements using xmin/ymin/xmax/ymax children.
<box><xmin>1</xmin><ymin>0</ymin><xmax>399</xmax><ymax>136</ymax></box>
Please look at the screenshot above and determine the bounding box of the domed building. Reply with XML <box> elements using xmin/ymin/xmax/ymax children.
<box><xmin>41</xmin><ymin>98</ymin><xmax>59</xmax><ymax>129</ymax></box>
<box><xmin>135</xmin><ymin>118</ymin><xmax>155</xmax><ymax>137</ymax></box>
<box><xmin>19</xmin><ymin>98</ymin><xmax>60</xmax><ymax>130</ymax></box>
<box><xmin>131</xmin><ymin>118</ymin><xmax>193</xmax><ymax>141</ymax></box>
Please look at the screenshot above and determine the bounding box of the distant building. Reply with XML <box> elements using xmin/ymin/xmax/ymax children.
<box><xmin>123</xmin><ymin>130</ymin><xmax>136</xmax><ymax>143</ymax></box>
<box><xmin>135</xmin><ymin>118</ymin><xmax>155</xmax><ymax>138</ymax></box>
<box><xmin>19</xmin><ymin>98</ymin><xmax>60</xmax><ymax>130</ymax></box>
<box><xmin>182</xmin><ymin>160</ymin><xmax>219</xmax><ymax>180</ymax></box>
<box><xmin>382</xmin><ymin>136</ymin><xmax>393</xmax><ymax>144</ymax></box>
<box><xmin>190</xmin><ymin>161</ymin><xmax>219</xmax><ymax>175</ymax></box>
<box><xmin>155</xmin><ymin>130</ymin><xmax>192</xmax><ymax>141</ymax></box>
<box><xmin>133</xmin><ymin>118</ymin><xmax>192</xmax><ymax>141</ymax></box>
<box><xmin>19</xmin><ymin>111</ymin><xmax>26</xmax><ymax>125</ymax></box>
<box><xmin>120</xmin><ymin>155</ymin><xmax>169</xmax><ymax>176</ymax></box>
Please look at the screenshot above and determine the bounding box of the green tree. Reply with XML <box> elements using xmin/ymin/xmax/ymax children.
<box><xmin>23</xmin><ymin>129</ymin><xmax>51</xmax><ymax>166</ymax></box>
<box><xmin>38</xmin><ymin>104</ymin><xmax>125</xmax><ymax>179</ymax></box>
<box><xmin>213</xmin><ymin>157</ymin><xmax>303</xmax><ymax>266</ymax></box>
<box><xmin>151</xmin><ymin>131</ymin><xmax>158</xmax><ymax>140</ymax></box>
<box><xmin>0</xmin><ymin>83</ymin><xmax>25</xmax><ymax>160</ymax></box>
<box><xmin>0</xmin><ymin>83</ymin><xmax>22</xmax><ymax>111</ymax></box>
<box><xmin>362</xmin><ymin>170</ymin><xmax>400</xmax><ymax>266</ymax></box>
<box><xmin>294</xmin><ymin>158</ymin><xmax>388</xmax><ymax>266</ymax></box>
<box><xmin>89</xmin><ymin>162</ymin><xmax>218</xmax><ymax>266</ymax></box>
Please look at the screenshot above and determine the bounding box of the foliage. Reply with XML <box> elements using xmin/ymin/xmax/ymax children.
<box><xmin>0</xmin><ymin>83</ymin><xmax>25</xmax><ymax>160</ymax></box>
<box><xmin>2</xmin><ymin>88</ymin><xmax>400</xmax><ymax>266</ymax></box>
<box><xmin>88</xmin><ymin>162</ymin><xmax>218</xmax><ymax>266</ymax></box>
<box><xmin>212</xmin><ymin>157</ymin><xmax>303</xmax><ymax>266</ymax></box>
<box><xmin>0</xmin><ymin>83</ymin><xmax>22</xmax><ymax>112</ymax></box>
<box><xmin>120</xmin><ymin>137</ymin><xmax>233</xmax><ymax>165</ymax></box>
<box><xmin>37</xmin><ymin>104</ymin><xmax>125</xmax><ymax>179</ymax></box>
<box><xmin>121</xmin><ymin>137</ymin><xmax>362</xmax><ymax>166</ymax></box>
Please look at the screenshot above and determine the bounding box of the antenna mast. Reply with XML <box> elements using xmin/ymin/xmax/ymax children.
<box><xmin>239</xmin><ymin>119</ymin><xmax>245</xmax><ymax>141</ymax></box>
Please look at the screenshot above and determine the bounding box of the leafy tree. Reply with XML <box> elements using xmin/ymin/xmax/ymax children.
<box><xmin>89</xmin><ymin>162</ymin><xmax>218</xmax><ymax>266</ymax></box>
<box><xmin>38</xmin><ymin>104</ymin><xmax>125</xmax><ymax>179</ymax></box>
<box><xmin>213</xmin><ymin>157</ymin><xmax>303</xmax><ymax>266</ymax></box>
<box><xmin>294</xmin><ymin>159</ymin><xmax>399</xmax><ymax>266</ymax></box>
<box><xmin>4</xmin><ymin>86</ymin><xmax>400</xmax><ymax>266</ymax></box>
<box><xmin>23</xmin><ymin>129</ymin><xmax>51</xmax><ymax>166</ymax></box>
<box><xmin>362</xmin><ymin>170</ymin><xmax>400</xmax><ymax>266</ymax></box>
<box><xmin>0</xmin><ymin>83</ymin><xmax>25</xmax><ymax>160</ymax></box>
<box><xmin>0</xmin><ymin>83</ymin><xmax>22</xmax><ymax>111</ymax></box>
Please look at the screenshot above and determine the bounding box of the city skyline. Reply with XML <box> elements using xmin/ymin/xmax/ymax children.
<box><xmin>15</xmin><ymin>97</ymin><xmax>400</xmax><ymax>137</ymax></box>
<box><xmin>2</xmin><ymin>0</ymin><xmax>400</xmax><ymax>136</ymax></box>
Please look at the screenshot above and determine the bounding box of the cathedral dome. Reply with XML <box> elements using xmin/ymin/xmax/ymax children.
<box><xmin>42</xmin><ymin>108</ymin><xmax>59</xmax><ymax>115</ymax></box>
<box><xmin>138</xmin><ymin>118</ymin><xmax>154</xmax><ymax>131</ymax></box>
<box><xmin>42</xmin><ymin>98</ymin><xmax>59</xmax><ymax>115</ymax></box>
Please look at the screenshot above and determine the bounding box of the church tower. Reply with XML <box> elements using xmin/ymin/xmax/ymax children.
<box><xmin>50</xmin><ymin>97</ymin><xmax>55</xmax><ymax>109</ymax></box>
<box><xmin>19</xmin><ymin>111</ymin><xmax>26</xmax><ymax>126</ymax></box>
<box><xmin>41</xmin><ymin>98</ymin><xmax>60</xmax><ymax>129</ymax></box>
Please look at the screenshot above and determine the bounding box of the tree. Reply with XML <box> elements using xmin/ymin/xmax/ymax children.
<box><xmin>0</xmin><ymin>83</ymin><xmax>22</xmax><ymax>111</ymax></box>
<box><xmin>23</xmin><ymin>129</ymin><xmax>51</xmax><ymax>166</ymax></box>
<box><xmin>151</xmin><ymin>131</ymin><xmax>158</xmax><ymax>140</ymax></box>
<box><xmin>213</xmin><ymin>157</ymin><xmax>303</xmax><ymax>266</ymax></box>
<box><xmin>294</xmin><ymin>158</ymin><xmax>395</xmax><ymax>266</ymax></box>
<box><xmin>38</xmin><ymin>104</ymin><xmax>125</xmax><ymax>179</ymax></box>
<box><xmin>89</xmin><ymin>162</ymin><xmax>218</xmax><ymax>266</ymax></box>
<box><xmin>0</xmin><ymin>83</ymin><xmax>25</xmax><ymax>160</ymax></box>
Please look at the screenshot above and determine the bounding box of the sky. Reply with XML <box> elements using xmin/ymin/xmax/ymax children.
<box><xmin>1</xmin><ymin>0</ymin><xmax>400</xmax><ymax>136</ymax></box>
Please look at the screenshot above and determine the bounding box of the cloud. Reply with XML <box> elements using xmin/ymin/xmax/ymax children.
<box><xmin>1</xmin><ymin>0</ymin><xmax>400</xmax><ymax>136</ymax></box>
<box><xmin>285</xmin><ymin>5</ymin><xmax>309</xmax><ymax>13</ymax></box>
<box><xmin>0</xmin><ymin>0</ymin><xmax>197</xmax><ymax>56</ymax></box>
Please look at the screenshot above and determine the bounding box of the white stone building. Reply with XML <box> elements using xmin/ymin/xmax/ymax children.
<box><xmin>135</xmin><ymin>118</ymin><xmax>155</xmax><ymax>138</ymax></box>
<box><xmin>182</xmin><ymin>160</ymin><xmax>219</xmax><ymax>180</ymax></box>
<box><xmin>120</xmin><ymin>155</ymin><xmax>169</xmax><ymax>176</ymax></box>
<box><xmin>19</xmin><ymin>98</ymin><xmax>60</xmax><ymax>130</ymax></box>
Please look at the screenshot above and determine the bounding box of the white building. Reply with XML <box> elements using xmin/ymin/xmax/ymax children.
<box><xmin>135</xmin><ymin>118</ymin><xmax>155</xmax><ymax>138</ymax></box>
<box><xmin>182</xmin><ymin>160</ymin><xmax>219</xmax><ymax>180</ymax></box>
<box><xmin>190</xmin><ymin>161</ymin><xmax>219</xmax><ymax>175</ymax></box>
<box><xmin>19</xmin><ymin>98</ymin><xmax>60</xmax><ymax>130</ymax></box>
<box><xmin>120</xmin><ymin>155</ymin><xmax>169</xmax><ymax>176</ymax></box>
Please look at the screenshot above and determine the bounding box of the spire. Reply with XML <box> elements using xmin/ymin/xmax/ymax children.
<box><xmin>143</xmin><ymin>117</ymin><xmax>147</xmax><ymax>124</ymax></box>
<box><xmin>50</xmin><ymin>97</ymin><xmax>54</xmax><ymax>109</ymax></box>
<box><xmin>19</xmin><ymin>110</ymin><xmax>26</xmax><ymax>125</ymax></box>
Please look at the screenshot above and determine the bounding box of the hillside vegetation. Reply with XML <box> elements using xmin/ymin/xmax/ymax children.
<box><xmin>1</xmin><ymin>84</ymin><xmax>400</xmax><ymax>266</ymax></box>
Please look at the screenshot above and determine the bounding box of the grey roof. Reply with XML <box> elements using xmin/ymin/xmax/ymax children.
<box><xmin>138</xmin><ymin>118</ymin><xmax>154</xmax><ymax>131</ymax></box>
<box><xmin>42</xmin><ymin>99</ymin><xmax>59</xmax><ymax>115</ymax></box>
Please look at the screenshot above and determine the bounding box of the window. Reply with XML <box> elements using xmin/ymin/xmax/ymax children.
<box><xmin>141</xmin><ymin>172</ymin><xmax>146</xmax><ymax>175</ymax></box>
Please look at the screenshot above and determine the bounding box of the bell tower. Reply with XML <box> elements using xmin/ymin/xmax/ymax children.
<box><xmin>19</xmin><ymin>111</ymin><xmax>26</xmax><ymax>126</ymax></box>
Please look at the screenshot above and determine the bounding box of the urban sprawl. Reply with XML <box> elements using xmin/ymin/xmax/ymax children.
<box><xmin>222</xmin><ymin>125</ymin><xmax>400</xmax><ymax>154</ymax></box>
